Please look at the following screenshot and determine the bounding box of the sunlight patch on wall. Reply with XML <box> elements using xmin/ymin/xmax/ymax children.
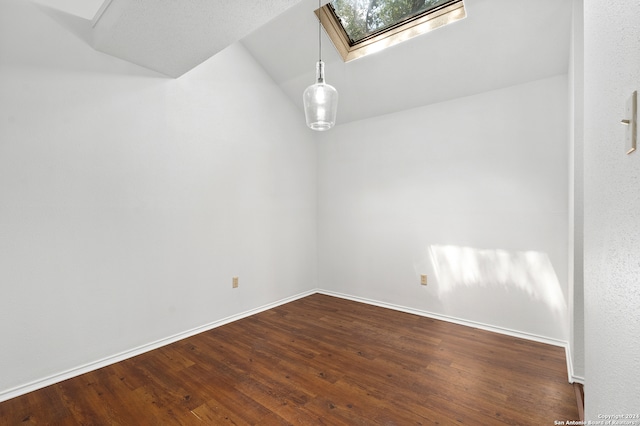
<box><xmin>429</xmin><ymin>245</ymin><xmax>566</xmax><ymax>314</ymax></box>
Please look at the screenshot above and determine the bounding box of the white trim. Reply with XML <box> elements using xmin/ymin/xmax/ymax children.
<box><xmin>572</xmin><ymin>376</ymin><xmax>585</xmax><ymax>385</ymax></box>
<box><xmin>92</xmin><ymin>0</ymin><xmax>114</xmax><ymax>28</ymax></box>
<box><xmin>0</xmin><ymin>290</ymin><xmax>315</xmax><ymax>403</ymax></box>
<box><xmin>563</xmin><ymin>334</ymin><xmax>585</xmax><ymax>385</ymax></box>
<box><xmin>320</xmin><ymin>289</ymin><xmax>580</xmax><ymax>383</ymax></box>
<box><xmin>565</xmin><ymin>344</ymin><xmax>575</xmax><ymax>382</ymax></box>
<box><xmin>1</xmin><ymin>288</ymin><xmax>579</xmax><ymax>403</ymax></box>
<box><xmin>317</xmin><ymin>289</ymin><xmax>569</xmax><ymax>348</ymax></box>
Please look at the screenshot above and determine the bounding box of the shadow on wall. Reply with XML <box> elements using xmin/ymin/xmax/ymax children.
<box><xmin>35</xmin><ymin>3</ymin><xmax>93</xmax><ymax>47</ymax></box>
<box><xmin>429</xmin><ymin>245</ymin><xmax>567</xmax><ymax>316</ymax></box>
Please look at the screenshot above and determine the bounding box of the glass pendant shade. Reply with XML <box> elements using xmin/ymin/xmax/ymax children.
<box><xmin>303</xmin><ymin>61</ymin><xmax>338</xmax><ymax>131</ymax></box>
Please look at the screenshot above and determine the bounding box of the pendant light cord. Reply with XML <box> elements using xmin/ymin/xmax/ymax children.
<box><xmin>318</xmin><ymin>0</ymin><xmax>322</xmax><ymax>62</ymax></box>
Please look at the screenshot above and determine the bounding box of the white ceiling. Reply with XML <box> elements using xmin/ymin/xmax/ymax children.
<box><xmin>242</xmin><ymin>0</ymin><xmax>573</xmax><ymax>124</ymax></box>
<box><xmin>92</xmin><ymin>0</ymin><xmax>304</xmax><ymax>77</ymax></box>
<box><xmin>31</xmin><ymin>0</ymin><xmax>104</xmax><ymax>19</ymax></box>
<box><xmin>31</xmin><ymin>0</ymin><xmax>573</xmax><ymax>125</ymax></box>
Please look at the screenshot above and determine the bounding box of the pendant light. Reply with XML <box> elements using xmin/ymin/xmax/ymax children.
<box><xmin>303</xmin><ymin>0</ymin><xmax>338</xmax><ymax>131</ymax></box>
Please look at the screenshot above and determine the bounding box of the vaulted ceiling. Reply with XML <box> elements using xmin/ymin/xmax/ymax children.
<box><xmin>32</xmin><ymin>0</ymin><xmax>573</xmax><ymax>125</ymax></box>
<box><xmin>243</xmin><ymin>0</ymin><xmax>573</xmax><ymax>124</ymax></box>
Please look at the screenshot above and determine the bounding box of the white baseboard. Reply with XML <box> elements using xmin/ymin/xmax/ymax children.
<box><xmin>566</xmin><ymin>350</ymin><xmax>584</xmax><ymax>386</ymax></box>
<box><xmin>0</xmin><ymin>289</ymin><xmax>316</xmax><ymax>404</ymax></box>
<box><xmin>572</xmin><ymin>376</ymin><xmax>585</xmax><ymax>385</ymax></box>
<box><xmin>317</xmin><ymin>289</ymin><xmax>578</xmax><ymax>381</ymax></box>
<box><xmin>564</xmin><ymin>344</ymin><xmax>586</xmax><ymax>385</ymax></box>
<box><xmin>317</xmin><ymin>289</ymin><xmax>568</xmax><ymax>347</ymax></box>
<box><xmin>1</xmin><ymin>288</ymin><xmax>579</xmax><ymax>403</ymax></box>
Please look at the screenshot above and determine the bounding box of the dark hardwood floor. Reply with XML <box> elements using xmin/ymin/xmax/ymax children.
<box><xmin>0</xmin><ymin>294</ymin><xmax>579</xmax><ymax>425</ymax></box>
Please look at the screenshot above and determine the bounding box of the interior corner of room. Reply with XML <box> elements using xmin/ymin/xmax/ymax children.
<box><xmin>0</xmin><ymin>0</ymin><xmax>638</xmax><ymax>422</ymax></box>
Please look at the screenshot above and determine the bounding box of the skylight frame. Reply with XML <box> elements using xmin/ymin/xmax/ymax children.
<box><xmin>317</xmin><ymin>0</ymin><xmax>466</xmax><ymax>62</ymax></box>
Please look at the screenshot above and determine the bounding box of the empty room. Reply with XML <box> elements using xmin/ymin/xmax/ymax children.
<box><xmin>0</xmin><ymin>0</ymin><xmax>638</xmax><ymax>424</ymax></box>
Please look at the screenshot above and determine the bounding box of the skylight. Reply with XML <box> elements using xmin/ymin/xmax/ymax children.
<box><xmin>318</xmin><ymin>0</ymin><xmax>466</xmax><ymax>62</ymax></box>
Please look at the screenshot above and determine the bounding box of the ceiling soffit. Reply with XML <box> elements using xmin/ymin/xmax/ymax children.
<box><xmin>92</xmin><ymin>0</ymin><xmax>304</xmax><ymax>78</ymax></box>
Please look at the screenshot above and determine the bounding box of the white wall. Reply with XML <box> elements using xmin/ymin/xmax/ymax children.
<box><xmin>0</xmin><ymin>0</ymin><xmax>580</xmax><ymax>404</ymax></box>
<box><xmin>0</xmin><ymin>0</ymin><xmax>316</xmax><ymax>399</ymax></box>
<box><xmin>318</xmin><ymin>75</ymin><xmax>569</xmax><ymax>342</ymax></box>
<box><xmin>568</xmin><ymin>0</ymin><xmax>585</xmax><ymax>382</ymax></box>
<box><xmin>584</xmin><ymin>0</ymin><xmax>640</xmax><ymax>417</ymax></box>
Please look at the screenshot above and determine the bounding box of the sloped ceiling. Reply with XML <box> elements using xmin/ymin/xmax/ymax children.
<box><xmin>242</xmin><ymin>0</ymin><xmax>573</xmax><ymax>124</ymax></box>
<box><xmin>32</xmin><ymin>0</ymin><xmax>572</xmax><ymax>125</ymax></box>
<box><xmin>92</xmin><ymin>0</ymin><xmax>305</xmax><ymax>78</ymax></box>
<box><xmin>32</xmin><ymin>0</ymin><xmax>104</xmax><ymax>19</ymax></box>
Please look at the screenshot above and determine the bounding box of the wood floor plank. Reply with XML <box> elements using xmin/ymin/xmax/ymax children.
<box><xmin>0</xmin><ymin>294</ymin><xmax>580</xmax><ymax>425</ymax></box>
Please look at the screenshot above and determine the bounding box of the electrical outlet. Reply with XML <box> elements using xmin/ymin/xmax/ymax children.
<box><xmin>420</xmin><ymin>274</ymin><xmax>428</xmax><ymax>286</ymax></box>
<box><xmin>232</xmin><ymin>276</ymin><xmax>239</xmax><ymax>288</ymax></box>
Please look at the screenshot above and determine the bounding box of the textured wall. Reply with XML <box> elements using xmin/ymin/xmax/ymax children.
<box><xmin>568</xmin><ymin>0</ymin><xmax>585</xmax><ymax>382</ymax></box>
<box><xmin>584</xmin><ymin>0</ymin><xmax>640</xmax><ymax>417</ymax></box>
